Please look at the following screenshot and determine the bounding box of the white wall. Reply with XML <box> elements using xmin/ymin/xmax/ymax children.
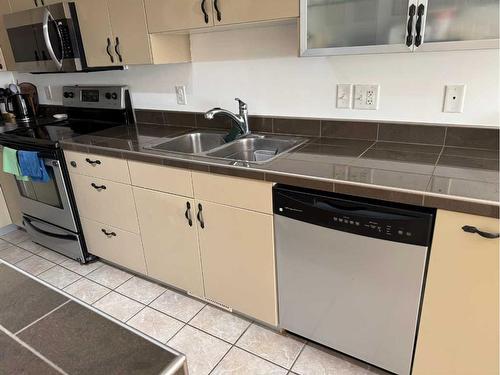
<box><xmin>14</xmin><ymin>22</ymin><xmax>500</xmax><ymax>127</ymax></box>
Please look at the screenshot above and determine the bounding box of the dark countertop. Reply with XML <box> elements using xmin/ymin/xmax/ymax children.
<box><xmin>61</xmin><ymin>123</ymin><xmax>499</xmax><ymax>218</ymax></box>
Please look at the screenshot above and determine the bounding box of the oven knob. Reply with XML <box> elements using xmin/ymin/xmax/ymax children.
<box><xmin>63</xmin><ymin>92</ymin><xmax>69</xmax><ymax>98</ymax></box>
<box><xmin>70</xmin><ymin>161</ymin><xmax>77</xmax><ymax>168</ymax></box>
<box><xmin>64</xmin><ymin>92</ymin><xmax>74</xmax><ymax>98</ymax></box>
<box><xmin>105</xmin><ymin>92</ymin><xmax>112</xmax><ymax>100</ymax></box>
<box><xmin>111</xmin><ymin>93</ymin><xmax>118</xmax><ymax>100</ymax></box>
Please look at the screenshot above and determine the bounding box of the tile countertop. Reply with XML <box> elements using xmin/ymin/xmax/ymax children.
<box><xmin>60</xmin><ymin>123</ymin><xmax>500</xmax><ymax>218</ymax></box>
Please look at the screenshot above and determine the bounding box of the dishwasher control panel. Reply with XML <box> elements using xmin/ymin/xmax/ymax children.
<box><xmin>274</xmin><ymin>185</ymin><xmax>435</xmax><ymax>246</ymax></box>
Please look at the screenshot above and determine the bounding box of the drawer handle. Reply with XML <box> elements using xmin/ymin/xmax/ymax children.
<box><xmin>462</xmin><ymin>225</ymin><xmax>499</xmax><ymax>239</ymax></box>
<box><xmin>185</xmin><ymin>201</ymin><xmax>193</xmax><ymax>227</ymax></box>
<box><xmin>85</xmin><ymin>158</ymin><xmax>101</xmax><ymax>166</ymax></box>
<box><xmin>101</xmin><ymin>229</ymin><xmax>116</xmax><ymax>237</ymax></box>
<box><xmin>197</xmin><ymin>203</ymin><xmax>205</xmax><ymax>229</ymax></box>
<box><xmin>91</xmin><ymin>183</ymin><xmax>107</xmax><ymax>191</ymax></box>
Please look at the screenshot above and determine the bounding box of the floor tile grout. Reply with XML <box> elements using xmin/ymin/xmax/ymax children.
<box><xmin>14</xmin><ymin>300</ymin><xmax>71</xmax><ymax>336</ymax></box>
<box><xmin>0</xmin><ymin>323</ymin><xmax>69</xmax><ymax>375</ymax></box>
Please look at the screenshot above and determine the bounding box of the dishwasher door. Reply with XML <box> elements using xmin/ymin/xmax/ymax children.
<box><xmin>274</xmin><ymin>187</ymin><xmax>433</xmax><ymax>375</ymax></box>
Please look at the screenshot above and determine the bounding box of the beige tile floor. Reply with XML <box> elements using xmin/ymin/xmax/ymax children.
<box><xmin>0</xmin><ymin>229</ymin><xmax>389</xmax><ymax>375</ymax></box>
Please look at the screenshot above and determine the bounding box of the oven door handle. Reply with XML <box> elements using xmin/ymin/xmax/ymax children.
<box><xmin>43</xmin><ymin>8</ymin><xmax>64</xmax><ymax>71</ymax></box>
<box><xmin>23</xmin><ymin>217</ymin><xmax>76</xmax><ymax>241</ymax></box>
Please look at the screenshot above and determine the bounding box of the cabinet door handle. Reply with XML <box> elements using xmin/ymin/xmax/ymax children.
<box><xmin>197</xmin><ymin>203</ymin><xmax>205</xmax><ymax>229</ymax></box>
<box><xmin>213</xmin><ymin>0</ymin><xmax>221</xmax><ymax>22</ymax></box>
<box><xmin>101</xmin><ymin>228</ymin><xmax>116</xmax><ymax>237</ymax></box>
<box><xmin>406</xmin><ymin>4</ymin><xmax>416</xmax><ymax>47</ymax></box>
<box><xmin>114</xmin><ymin>37</ymin><xmax>123</xmax><ymax>63</ymax></box>
<box><xmin>41</xmin><ymin>0</ymin><xmax>45</xmax><ymax>5</ymax></box>
<box><xmin>106</xmin><ymin>37</ymin><xmax>114</xmax><ymax>63</ymax></box>
<box><xmin>34</xmin><ymin>0</ymin><xmax>38</xmax><ymax>6</ymax></box>
<box><xmin>91</xmin><ymin>183</ymin><xmax>107</xmax><ymax>191</ymax></box>
<box><xmin>85</xmin><ymin>158</ymin><xmax>101</xmax><ymax>166</ymax></box>
<box><xmin>185</xmin><ymin>202</ymin><xmax>193</xmax><ymax>227</ymax></box>
<box><xmin>462</xmin><ymin>226</ymin><xmax>499</xmax><ymax>239</ymax></box>
<box><xmin>201</xmin><ymin>0</ymin><xmax>209</xmax><ymax>23</ymax></box>
<box><xmin>414</xmin><ymin>4</ymin><xmax>425</xmax><ymax>47</ymax></box>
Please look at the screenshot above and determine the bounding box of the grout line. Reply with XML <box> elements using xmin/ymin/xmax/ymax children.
<box><xmin>288</xmin><ymin>341</ymin><xmax>307</xmax><ymax>373</ymax></box>
<box><xmin>0</xmin><ymin>324</ymin><xmax>69</xmax><ymax>375</ymax></box>
<box><xmin>15</xmin><ymin>300</ymin><xmax>71</xmax><ymax>336</ymax></box>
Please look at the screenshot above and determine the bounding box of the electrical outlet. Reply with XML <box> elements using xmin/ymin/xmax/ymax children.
<box><xmin>175</xmin><ymin>85</ymin><xmax>187</xmax><ymax>105</ymax></box>
<box><xmin>354</xmin><ymin>84</ymin><xmax>380</xmax><ymax>110</ymax></box>
<box><xmin>336</xmin><ymin>84</ymin><xmax>352</xmax><ymax>109</ymax></box>
<box><xmin>44</xmin><ymin>85</ymin><xmax>53</xmax><ymax>100</ymax></box>
<box><xmin>443</xmin><ymin>85</ymin><xmax>466</xmax><ymax>113</ymax></box>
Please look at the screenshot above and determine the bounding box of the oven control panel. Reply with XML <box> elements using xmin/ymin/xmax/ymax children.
<box><xmin>62</xmin><ymin>86</ymin><xmax>127</xmax><ymax>109</ymax></box>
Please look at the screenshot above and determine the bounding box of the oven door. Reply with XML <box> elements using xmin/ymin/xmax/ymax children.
<box><xmin>16</xmin><ymin>157</ymin><xmax>78</xmax><ymax>233</ymax></box>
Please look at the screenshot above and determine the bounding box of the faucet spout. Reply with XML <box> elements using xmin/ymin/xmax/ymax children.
<box><xmin>204</xmin><ymin>98</ymin><xmax>250</xmax><ymax>138</ymax></box>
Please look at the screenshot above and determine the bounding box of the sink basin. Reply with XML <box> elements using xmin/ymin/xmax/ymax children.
<box><xmin>147</xmin><ymin>131</ymin><xmax>227</xmax><ymax>154</ymax></box>
<box><xmin>206</xmin><ymin>135</ymin><xmax>307</xmax><ymax>164</ymax></box>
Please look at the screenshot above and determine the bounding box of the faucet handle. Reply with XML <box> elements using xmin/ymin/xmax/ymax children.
<box><xmin>235</xmin><ymin>98</ymin><xmax>247</xmax><ymax>111</ymax></box>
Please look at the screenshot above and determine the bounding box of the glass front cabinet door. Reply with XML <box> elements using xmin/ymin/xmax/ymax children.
<box><xmin>300</xmin><ymin>0</ymin><xmax>499</xmax><ymax>56</ymax></box>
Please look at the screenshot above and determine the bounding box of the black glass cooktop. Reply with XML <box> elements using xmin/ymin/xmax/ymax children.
<box><xmin>0</xmin><ymin>120</ymin><xmax>120</xmax><ymax>149</ymax></box>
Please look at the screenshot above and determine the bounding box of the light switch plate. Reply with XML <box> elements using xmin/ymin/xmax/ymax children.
<box><xmin>443</xmin><ymin>85</ymin><xmax>466</xmax><ymax>113</ymax></box>
<box><xmin>175</xmin><ymin>85</ymin><xmax>187</xmax><ymax>105</ymax></box>
<box><xmin>336</xmin><ymin>84</ymin><xmax>352</xmax><ymax>109</ymax></box>
<box><xmin>354</xmin><ymin>84</ymin><xmax>380</xmax><ymax>110</ymax></box>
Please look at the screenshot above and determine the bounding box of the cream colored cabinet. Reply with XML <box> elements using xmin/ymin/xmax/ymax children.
<box><xmin>213</xmin><ymin>0</ymin><xmax>299</xmax><ymax>26</ymax></box>
<box><xmin>76</xmin><ymin>0</ymin><xmax>151</xmax><ymax>67</ymax></box>
<box><xmin>413</xmin><ymin>210</ymin><xmax>499</xmax><ymax>375</ymax></box>
<box><xmin>65</xmin><ymin>151</ymin><xmax>130</xmax><ymax>184</ymax></box>
<box><xmin>0</xmin><ymin>187</ymin><xmax>12</xmax><ymax>227</ymax></box>
<box><xmin>133</xmin><ymin>187</ymin><xmax>204</xmax><ymax>297</ymax></box>
<box><xmin>0</xmin><ymin>0</ymin><xmax>15</xmax><ymax>71</ymax></box>
<box><xmin>145</xmin><ymin>0</ymin><xmax>214</xmax><ymax>33</ymax></box>
<box><xmin>81</xmin><ymin>217</ymin><xmax>146</xmax><ymax>274</ymax></box>
<box><xmin>9</xmin><ymin>0</ymin><xmax>37</xmax><ymax>12</ymax></box>
<box><xmin>196</xmin><ymin>199</ymin><xmax>277</xmax><ymax>325</ymax></box>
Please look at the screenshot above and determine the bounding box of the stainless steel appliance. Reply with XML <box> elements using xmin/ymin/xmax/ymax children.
<box><xmin>4</xmin><ymin>2</ymin><xmax>122</xmax><ymax>73</ymax></box>
<box><xmin>274</xmin><ymin>185</ymin><xmax>435</xmax><ymax>375</ymax></box>
<box><xmin>0</xmin><ymin>85</ymin><xmax>135</xmax><ymax>263</ymax></box>
<box><xmin>6</xmin><ymin>94</ymin><xmax>35</xmax><ymax>122</ymax></box>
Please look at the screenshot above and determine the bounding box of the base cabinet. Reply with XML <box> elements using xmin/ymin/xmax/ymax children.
<box><xmin>197</xmin><ymin>200</ymin><xmax>277</xmax><ymax>325</ymax></box>
<box><xmin>133</xmin><ymin>187</ymin><xmax>204</xmax><ymax>297</ymax></box>
<box><xmin>413</xmin><ymin>210</ymin><xmax>499</xmax><ymax>375</ymax></box>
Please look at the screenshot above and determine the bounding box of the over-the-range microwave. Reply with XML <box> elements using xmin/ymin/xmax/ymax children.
<box><xmin>4</xmin><ymin>2</ymin><xmax>121</xmax><ymax>73</ymax></box>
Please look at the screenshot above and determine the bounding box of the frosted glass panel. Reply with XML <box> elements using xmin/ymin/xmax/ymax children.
<box><xmin>424</xmin><ymin>0</ymin><xmax>499</xmax><ymax>43</ymax></box>
<box><xmin>306</xmin><ymin>0</ymin><xmax>410</xmax><ymax>49</ymax></box>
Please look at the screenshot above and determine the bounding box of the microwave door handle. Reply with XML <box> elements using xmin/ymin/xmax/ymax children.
<box><xmin>42</xmin><ymin>8</ymin><xmax>63</xmax><ymax>71</ymax></box>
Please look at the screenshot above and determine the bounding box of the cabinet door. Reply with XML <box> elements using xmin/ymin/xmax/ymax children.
<box><xmin>134</xmin><ymin>187</ymin><xmax>204</xmax><ymax>297</ymax></box>
<box><xmin>144</xmin><ymin>0</ymin><xmax>214</xmax><ymax>33</ymax></box>
<box><xmin>301</xmin><ymin>0</ymin><xmax>414</xmax><ymax>56</ymax></box>
<box><xmin>107</xmin><ymin>0</ymin><xmax>152</xmax><ymax>65</ymax></box>
<box><xmin>417</xmin><ymin>0</ymin><xmax>499</xmax><ymax>52</ymax></box>
<box><xmin>413</xmin><ymin>210</ymin><xmax>499</xmax><ymax>375</ymax></box>
<box><xmin>9</xmin><ymin>0</ymin><xmax>37</xmax><ymax>12</ymax></box>
<box><xmin>75</xmin><ymin>0</ymin><xmax>116</xmax><ymax>67</ymax></box>
<box><xmin>0</xmin><ymin>148</ymin><xmax>22</xmax><ymax>226</ymax></box>
<box><xmin>214</xmin><ymin>0</ymin><xmax>298</xmax><ymax>26</ymax></box>
<box><xmin>0</xmin><ymin>0</ymin><xmax>15</xmax><ymax>70</ymax></box>
<box><xmin>197</xmin><ymin>200</ymin><xmax>277</xmax><ymax>325</ymax></box>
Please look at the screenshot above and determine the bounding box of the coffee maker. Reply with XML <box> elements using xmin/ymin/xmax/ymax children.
<box><xmin>6</xmin><ymin>93</ymin><xmax>35</xmax><ymax>122</ymax></box>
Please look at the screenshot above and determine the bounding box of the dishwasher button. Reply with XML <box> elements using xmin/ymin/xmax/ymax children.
<box><xmin>398</xmin><ymin>230</ymin><xmax>404</xmax><ymax>235</ymax></box>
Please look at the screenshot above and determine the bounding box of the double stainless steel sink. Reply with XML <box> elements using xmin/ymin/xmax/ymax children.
<box><xmin>146</xmin><ymin>130</ymin><xmax>307</xmax><ymax>164</ymax></box>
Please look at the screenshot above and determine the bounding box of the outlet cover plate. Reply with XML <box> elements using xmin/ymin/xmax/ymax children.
<box><xmin>354</xmin><ymin>84</ymin><xmax>380</xmax><ymax>110</ymax></box>
<box><xmin>175</xmin><ymin>85</ymin><xmax>187</xmax><ymax>105</ymax></box>
<box><xmin>443</xmin><ymin>84</ymin><xmax>466</xmax><ymax>113</ymax></box>
<box><xmin>336</xmin><ymin>84</ymin><xmax>352</xmax><ymax>109</ymax></box>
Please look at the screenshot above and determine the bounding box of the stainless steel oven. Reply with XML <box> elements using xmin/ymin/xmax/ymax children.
<box><xmin>17</xmin><ymin>154</ymin><xmax>77</xmax><ymax>232</ymax></box>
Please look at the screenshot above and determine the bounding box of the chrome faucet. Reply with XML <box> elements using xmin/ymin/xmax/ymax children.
<box><xmin>204</xmin><ymin>98</ymin><xmax>250</xmax><ymax>138</ymax></box>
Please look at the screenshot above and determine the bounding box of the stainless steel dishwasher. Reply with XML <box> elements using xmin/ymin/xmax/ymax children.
<box><xmin>274</xmin><ymin>185</ymin><xmax>435</xmax><ymax>375</ymax></box>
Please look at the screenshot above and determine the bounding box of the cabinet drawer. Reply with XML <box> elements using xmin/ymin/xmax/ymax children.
<box><xmin>64</xmin><ymin>150</ymin><xmax>131</xmax><ymax>184</ymax></box>
<box><xmin>70</xmin><ymin>173</ymin><xmax>139</xmax><ymax>233</ymax></box>
<box><xmin>81</xmin><ymin>218</ymin><xmax>146</xmax><ymax>274</ymax></box>
<box><xmin>192</xmin><ymin>172</ymin><xmax>272</xmax><ymax>213</ymax></box>
<box><xmin>128</xmin><ymin>160</ymin><xmax>193</xmax><ymax>197</ymax></box>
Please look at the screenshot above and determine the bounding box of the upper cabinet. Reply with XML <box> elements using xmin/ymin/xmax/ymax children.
<box><xmin>145</xmin><ymin>0</ymin><xmax>215</xmax><ymax>33</ymax></box>
<box><xmin>300</xmin><ymin>0</ymin><xmax>499</xmax><ymax>56</ymax></box>
<box><xmin>9</xmin><ymin>0</ymin><xmax>60</xmax><ymax>12</ymax></box>
<box><xmin>145</xmin><ymin>0</ymin><xmax>298</xmax><ymax>33</ymax></box>
<box><xmin>76</xmin><ymin>0</ymin><xmax>152</xmax><ymax>67</ymax></box>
